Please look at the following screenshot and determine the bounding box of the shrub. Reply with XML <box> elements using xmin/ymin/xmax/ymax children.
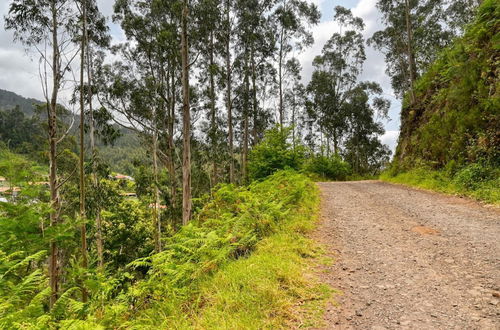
<box><xmin>248</xmin><ymin>126</ymin><xmax>305</xmax><ymax>180</ymax></box>
<box><xmin>454</xmin><ymin>163</ymin><xmax>493</xmax><ymax>190</ymax></box>
<box><xmin>94</xmin><ymin>170</ymin><xmax>320</xmax><ymax>327</ymax></box>
<box><xmin>305</xmin><ymin>155</ymin><xmax>351</xmax><ymax>180</ymax></box>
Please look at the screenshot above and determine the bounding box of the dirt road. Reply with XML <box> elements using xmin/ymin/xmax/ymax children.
<box><xmin>316</xmin><ymin>181</ymin><xmax>500</xmax><ymax>329</ymax></box>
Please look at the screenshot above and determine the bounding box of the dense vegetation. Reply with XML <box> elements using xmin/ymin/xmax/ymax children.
<box><xmin>384</xmin><ymin>0</ymin><xmax>499</xmax><ymax>203</ymax></box>
<box><xmin>0</xmin><ymin>159</ymin><xmax>327</xmax><ymax>327</ymax></box>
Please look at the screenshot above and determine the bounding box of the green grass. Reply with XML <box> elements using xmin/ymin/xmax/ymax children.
<box><xmin>0</xmin><ymin>170</ymin><xmax>333</xmax><ymax>328</ymax></box>
<box><xmin>95</xmin><ymin>171</ymin><xmax>331</xmax><ymax>329</ymax></box>
<box><xmin>174</xmin><ymin>172</ymin><xmax>332</xmax><ymax>329</ymax></box>
<box><xmin>380</xmin><ymin>166</ymin><xmax>500</xmax><ymax>205</ymax></box>
<box><xmin>191</xmin><ymin>228</ymin><xmax>331</xmax><ymax>329</ymax></box>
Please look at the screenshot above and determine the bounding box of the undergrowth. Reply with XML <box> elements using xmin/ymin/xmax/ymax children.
<box><xmin>106</xmin><ymin>170</ymin><xmax>330</xmax><ymax>328</ymax></box>
<box><xmin>380</xmin><ymin>164</ymin><xmax>499</xmax><ymax>205</ymax></box>
<box><xmin>0</xmin><ymin>170</ymin><xmax>330</xmax><ymax>328</ymax></box>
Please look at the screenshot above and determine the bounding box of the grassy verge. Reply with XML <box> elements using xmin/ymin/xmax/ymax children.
<box><xmin>74</xmin><ymin>170</ymin><xmax>331</xmax><ymax>329</ymax></box>
<box><xmin>190</xmin><ymin>209</ymin><xmax>331</xmax><ymax>329</ymax></box>
<box><xmin>176</xmin><ymin>171</ymin><xmax>331</xmax><ymax>329</ymax></box>
<box><xmin>380</xmin><ymin>165</ymin><xmax>499</xmax><ymax>205</ymax></box>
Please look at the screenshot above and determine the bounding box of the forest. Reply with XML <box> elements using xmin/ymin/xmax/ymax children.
<box><xmin>0</xmin><ymin>0</ymin><xmax>496</xmax><ymax>328</ymax></box>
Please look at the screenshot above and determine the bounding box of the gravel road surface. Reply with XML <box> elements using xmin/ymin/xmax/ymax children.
<box><xmin>316</xmin><ymin>181</ymin><xmax>500</xmax><ymax>329</ymax></box>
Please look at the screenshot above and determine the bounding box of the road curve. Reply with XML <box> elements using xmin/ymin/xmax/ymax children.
<box><xmin>315</xmin><ymin>181</ymin><xmax>500</xmax><ymax>329</ymax></box>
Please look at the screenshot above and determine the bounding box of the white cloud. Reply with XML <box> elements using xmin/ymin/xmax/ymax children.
<box><xmin>380</xmin><ymin>130</ymin><xmax>399</xmax><ymax>153</ymax></box>
<box><xmin>0</xmin><ymin>48</ymin><xmax>43</xmax><ymax>100</ymax></box>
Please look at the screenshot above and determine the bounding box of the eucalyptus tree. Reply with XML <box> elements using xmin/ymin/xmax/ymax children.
<box><xmin>367</xmin><ymin>0</ymin><xmax>479</xmax><ymax>102</ymax></box>
<box><xmin>272</xmin><ymin>0</ymin><xmax>320</xmax><ymax>127</ymax></box>
<box><xmin>223</xmin><ymin>0</ymin><xmax>235</xmax><ymax>183</ymax></box>
<box><xmin>342</xmin><ymin>82</ymin><xmax>391</xmax><ymax>174</ymax></box>
<box><xmin>307</xmin><ymin>6</ymin><xmax>366</xmax><ymax>155</ymax></box>
<box><xmin>308</xmin><ymin>7</ymin><xmax>391</xmax><ymax>172</ymax></box>
<box><xmin>5</xmin><ymin>0</ymin><xmax>82</xmax><ymax>308</ymax></box>
<box><xmin>102</xmin><ymin>0</ymin><xmax>184</xmax><ymax>249</ymax></box>
<box><xmin>193</xmin><ymin>0</ymin><xmax>223</xmax><ymax>186</ymax></box>
<box><xmin>180</xmin><ymin>0</ymin><xmax>192</xmax><ymax>224</ymax></box>
<box><xmin>284</xmin><ymin>57</ymin><xmax>305</xmax><ymax>146</ymax></box>
<box><xmin>234</xmin><ymin>0</ymin><xmax>275</xmax><ymax>181</ymax></box>
<box><xmin>77</xmin><ymin>0</ymin><xmax>89</xmax><ymax>303</ymax></box>
<box><xmin>83</xmin><ymin>0</ymin><xmax>111</xmax><ymax>269</ymax></box>
<box><xmin>97</xmin><ymin>57</ymin><xmax>164</xmax><ymax>251</ymax></box>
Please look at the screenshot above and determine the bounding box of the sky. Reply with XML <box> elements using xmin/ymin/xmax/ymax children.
<box><xmin>0</xmin><ymin>0</ymin><xmax>400</xmax><ymax>151</ymax></box>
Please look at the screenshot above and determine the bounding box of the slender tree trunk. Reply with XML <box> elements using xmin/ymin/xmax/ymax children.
<box><xmin>320</xmin><ymin>124</ymin><xmax>324</xmax><ymax>156</ymax></box>
<box><xmin>209</xmin><ymin>31</ymin><xmax>217</xmax><ymax>186</ymax></box>
<box><xmin>87</xmin><ymin>44</ymin><xmax>103</xmax><ymax>269</ymax></box>
<box><xmin>49</xmin><ymin>0</ymin><xmax>61</xmax><ymax>309</ymax></box>
<box><xmin>251</xmin><ymin>46</ymin><xmax>258</xmax><ymax>146</ymax></box>
<box><xmin>78</xmin><ymin>0</ymin><xmax>88</xmax><ymax>303</ymax></box>
<box><xmin>241</xmin><ymin>54</ymin><xmax>250</xmax><ymax>182</ymax></box>
<box><xmin>278</xmin><ymin>25</ymin><xmax>285</xmax><ymax>128</ymax></box>
<box><xmin>333</xmin><ymin>130</ymin><xmax>338</xmax><ymax>156</ymax></box>
<box><xmin>226</xmin><ymin>0</ymin><xmax>234</xmax><ymax>184</ymax></box>
<box><xmin>326</xmin><ymin>135</ymin><xmax>330</xmax><ymax>157</ymax></box>
<box><xmin>404</xmin><ymin>0</ymin><xmax>417</xmax><ymax>104</ymax></box>
<box><xmin>168</xmin><ymin>65</ymin><xmax>176</xmax><ymax>205</ymax></box>
<box><xmin>181</xmin><ymin>0</ymin><xmax>191</xmax><ymax>225</ymax></box>
<box><xmin>242</xmin><ymin>114</ymin><xmax>249</xmax><ymax>183</ymax></box>
<box><xmin>152</xmin><ymin>129</ymin><xmax>161</xmax><ymax>252</ymax></box>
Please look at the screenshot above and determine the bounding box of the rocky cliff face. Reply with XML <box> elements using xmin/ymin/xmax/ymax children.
<box><xmin>394</xmin><ymin>0</ymin><xmax>499</xmax><ymax>171</ymax></box>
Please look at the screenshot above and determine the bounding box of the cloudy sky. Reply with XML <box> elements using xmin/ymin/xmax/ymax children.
<box><xmin>0</xmin><ymin>0</ymin><xmax>400</xmax><ymax>150</ymax></box>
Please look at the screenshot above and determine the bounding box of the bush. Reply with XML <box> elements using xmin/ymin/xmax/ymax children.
<box><xmin>90</xmin><ymin>170</ymin><xmax>323</xmax><ymax>327</ymax></box>
<box><xmin>305</xmin><ymin>155</ymin><xmax>351</xmax><ymax>180</ymax></box>
<box><xmin>380</xmin><ymin>163</ymin><xmax>499</xmax><ymax>204</ymax></box>
<box><xmin>454</xmin><ymin>163</ymin><xmax>493</xmax><ymax>190</ymax></box>
<box><xmin>248</xmin><ymin>126</ymin><xmax>305</xmax><ymax>180</ymax></box>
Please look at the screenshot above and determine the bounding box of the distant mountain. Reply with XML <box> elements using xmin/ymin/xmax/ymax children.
<box><xmin>0</xmin><ymin>89</ymin><xmax>43</xmax><ymax>116</ymax></box>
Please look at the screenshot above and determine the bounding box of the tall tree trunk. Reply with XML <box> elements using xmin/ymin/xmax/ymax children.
<box><xmin>241</xmin><ymin>53</ymin><xmax>250</xmax><ymax>183</ymax></box>
<box><xmin>320</xmin><ymin>124</ymin><xmax>324</xmax><ymax>156</ymax></box>
<box><xmin>209</xmin><ymin>31</ymin><xmax>217</xmax><ymax>186</ymax></box>
<box><xmin>251</xmin><ymin>46</ymin><xmax>258</xmax><ymax>146</ymax></box>
<box><xmin>78</xmin><ymin>0</ymin><xmax>88</xmax><ymax>303</ymax></box>
<box><xmin>242</xmin><ymin>114</ymin><xmax>249</xmax><ymax>183</ymax></box>
<box><xmin>181</xmin><ymin>0</ymin><xmax>191</xmax><ymax>225</ymax></box>
<box><xmin>226</xmin><ymin>0</ymin><xmax>234</xmax><ymax>184</ymax></box>
<box><xmin>278</xmin><ymin>25</ymin><xmax>285</xmax><ymax>128</ymax></box>
<box><xmin>404</xmin><ymin>0</ymin><xmax>417</xmax><ymax>104</ymax></box>
<box><xmin>168</xmin><ymin>64</ymin><xmax>176</xmax><ymax>205</ymax></box>
<box><xmin>333</xmin><ymin>130</ymin><xmax>338</xmax><ymax>155</ymax></box>
<box><xmin>87</xmin><ymin>44</ymin><xmax>103</xmax><ymax>269</ymax></box>
<box><xmin>49</xmin><ymin>0</ymin><xmax>61</xmax><ymax>309</ymax></box>
<box><xmin>152</xmin><ymin>129</ymin><xmax>161</xmax><ymax>252</ymax></box>
<box><xmin>326</xmin><ymin>135</ymin><xmax>330</xmax><ymax>157</ymax></box>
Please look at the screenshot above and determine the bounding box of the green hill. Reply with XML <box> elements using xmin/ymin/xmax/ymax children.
<box><xmin>0</xmin><ymin>88</ymin><xmax>144</xmax><ymax>174</ymax></box>
<box><xmin>0</xmin><ymin>89</ymin><xmax>42</xmax><ymax>116</ymax></box>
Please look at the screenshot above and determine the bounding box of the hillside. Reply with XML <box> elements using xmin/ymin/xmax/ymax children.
<box><xmin>395</xmin><ymin>0</ymin><xmax>499</xmax><ymax>169</ymax></box>
<box><xmin>0</xmin><ymin>89</ymin><xmax>42</xmax><ymax>115</ymax></box>
<box><xmin>385</xmin><ymin>0</ymin><xmax>499</xmax><ymax>203</ymax></box>
<box><xmin>0</xmin><ymin>88</ymin><xmax>144</xmax><ymax>174</ymax></box>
